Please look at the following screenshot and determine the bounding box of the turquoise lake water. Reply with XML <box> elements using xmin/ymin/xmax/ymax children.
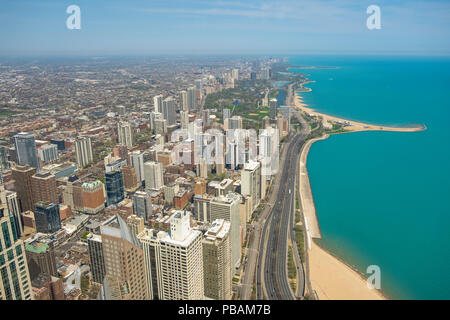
<box><xmin>289</xmin><ymin>55</ymin><xmax>450</xmax><ymax>299</ymax></box>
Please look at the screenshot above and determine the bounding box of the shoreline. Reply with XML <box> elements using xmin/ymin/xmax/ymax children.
<box><xmin>294</xmin><ymin>90</ymin><xmax>426</xmax><ymax>133</ymax></box>
<box><xmin>294</xmin><ymin>89</ymin><xmax>398</xmax><ymax>300</ymax></box>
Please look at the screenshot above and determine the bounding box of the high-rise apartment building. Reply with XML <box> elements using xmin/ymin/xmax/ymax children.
<box><xmin>203</xmin><ymin>219</ymin><xmax>232</xmax><ymax>300</ymax></box>
<box><xmin>38</xmin><ymin>144</ymin><xmax>59</xmax><ymax>164</ymax></box>
<box><xmin>129</xmin><ymin>151</ymin><xmax>145</xmax><ymax>184</ymax></box>
<box><xmin>121</xmin><ymin>165</ymin><xmax>139</xmax><ymax>192</ymax></box>
<box><xmin>117</xmin><ymin>121</ymin><xmax>133</xmax><ymax>149</ymax></box>
<box><xmin>144</xmin><ymin>161</ymin><xmax>164</xmax><ymax>191</ymax></box>
<box><xmin>153</xmin><ymin>94</ymin><xmax>163</xmax><ymax>113</ymax></box>
<box><xmin>81</xmin><ymin>180</ymin><xmax>105</xmax><ymax>214</ymax></box>
<box><xmin>31</xmin><ymin>172</ymin><xmax>57</xmax><ymax>205</ymax></box>
<box><xmin>179</xmin><ymin>90</ymin><xmax>188</xmax><ymax>111</ymax></box>
<box><xmin>138</xmin><ymin>211</ymin><xmax>204</xmax><ymax>300</ymax></box>
<box><xmin>87</xmin><ymin>234</ymin><xmax>106</xmax><ymax>284</ymax></box>
<box><xmin>13</xmin><ymin>132</ymin><xmax>40</xmax><ymax>171</ymax></box>
<box><xmin>75</xmin><ymin>137</ymin><xmax>93</xmax><ymax>168</ymax></box>
<box><xmin>187</xmin><ymin>86</ymin><xmax>197</xmax><ymax>110</ymax></box>
<box><xmin>162</xmin><ymin>97</ymin><xmax>177</xmax><ymax>126</ymax></box>
<box><xmin>180</xmin><ymin>110</ymin><xmax>189</xmax><ymax>129</ymax></box>
<box><xmin>241</xmin><ymin>160</ymin><xmax>261</xmax><ymax>211</ymax></box>
<box><xmin>210</xmin><ymin>193</ymin><xmax>242</xmax><ymax>269</ymax></box>
<box><xmin>12</xmin><ymin>165</ymin><xmax>36</xmax><ymax>212</ymax></box>
<box><xmin>101</xmin><ymin>215</ymin><xmax>148</xmax><ymax>300</ymax></box>
<box><xmin>24</xmin><ymin>238</ymin><xmax>58</xmax><ymax>278</ymax></box>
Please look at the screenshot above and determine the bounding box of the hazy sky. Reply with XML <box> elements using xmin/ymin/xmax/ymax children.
<box><xmin>0</xmin><ymin>0</ymin><xmax>449</xmax><ymax>55</ymax></box>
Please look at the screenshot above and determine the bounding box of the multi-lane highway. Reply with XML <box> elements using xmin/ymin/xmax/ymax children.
<box><xmin>259</xmin><ymin>133</ymin><xmax>306</xmax><ymax>299</ymax></box>
<box><xmin>256</xmin><ymin>83</ymin><xmax>312</xmax><ymax>300</ymax></box>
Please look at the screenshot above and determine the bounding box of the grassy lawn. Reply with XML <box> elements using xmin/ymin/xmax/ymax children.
<box><xmin>294</xmin><ymin>225</ymin><xmax>305</xmax><ymax>261</ymax></box>
<box><xmin>287</xmin><ymin>242</ymin><xmax>297</xmax><ymax>293</ymax></box>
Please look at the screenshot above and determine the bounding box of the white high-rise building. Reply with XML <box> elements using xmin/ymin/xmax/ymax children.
<box><xmin>162</xmin><ymin>97</ymin><xmax>177</xmax><ymax>126</ymax></box>
<box><xmin>153</xmin><ymin>95</ymin><xmax>163</xmax><ymax>113</ymax></box>
<box><xmin>75</xmin><ymin>136</ymin><xmax>93</xmax><ymax>168</ymax></box>
<box><xmin>210</xmin><ymin>193</ymin><xmax>242</xmax><ymax>269</ymax></box>
<box><xmin>203</xmin><ymin>219</ymin><xmax>232</xmax><ymax>300</ymax></box>
<box><xmin>179</xmin><ymin>90</ymin><xmax>188</xmax><ymax>111</ymax></box>
<box><xmin>117</xmin><ymin>121</ymin><xmax>133</xmax><ymax>149</ymax></box>
<box><xmin>138</xmin><ymin>211</ymin><xmax>204</xmax><ymax>300</ymax></box>
<box><xmin>130</xmin><ymin>151</ymin><xmax>145</xmax><ymax>184</ymax></box>
<box><xmin>144</xmin><ymin>161</ymin><xmax>164</xmax><ymax>191</ymax></box>
<box><xmin>180</xmin><ymin>110</ymin><xmax>189</xmax><ymax>129</ymax></box>
<box><xmin>38</xmin><ymin>144</ymin><xmax>59</xmax><ymax>164</ymax></box>
<box><xmin>241</xmin><ymin>160</ymin><xmax>261</xmax><ymax>211</ymax></box>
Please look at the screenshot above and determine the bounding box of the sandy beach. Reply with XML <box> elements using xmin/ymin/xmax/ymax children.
<box><xmin>294</xmin><ymin>93</ymin><xmax>426</xmax><ymax>133</ymax></box>
<box><xmin>293</xmin><ymin>89</ymin><xmax>404</xmax><ymax>300</ymax></box>
<box><xmin>309</xmin><ymin>242</ymin><xmax>386</xmax><ymax>300</ymax></box>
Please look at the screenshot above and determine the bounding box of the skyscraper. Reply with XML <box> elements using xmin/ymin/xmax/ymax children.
<box><xmin>12</xmin><ymin>165</ymin><xmax>36</xmax><ymax>212</ymax></box>
<box><xmin>179</xmin><ymin>90</ymin><xmax>188</xmax><ymax>111</ymax></box>
<box><xmin>153</xmin><ymin>94</ymin><xmax>163</xmax><ymax>113</ymax></box>
<box><xmin>0</xmin><ymin>185</ymin><xmax>33</xmax><ymax>300</ymax></box>
<box><xmin>144</xmin><ymin>161</ymin><xmax>164</xmax><ymax>191</ymax></box>
<box><xmin>180</xmin><ymin>110</ymin><xmax>189</xmax><ymax>129</ymax></box>
<box><xmin>5</xmin><ymin>191</ymin><xmax>23</xmax><ymax>238</ymax></box>
<box><xmin>13</xmin><ymin>132</ymin><xmax>40</xmax><ymax>170</ymax></box>
<box><xmin>38</xmin><ymin>144</ymin><xmax>59</xmax><ymax>164</ymax></box>
<box><xmin>132</xmin><ymin>191</ymin><xmax>152</xmax><ymax>223</ymax></box>
<box><xmin>87</xmin><ymin>234</ymin><xmax>106</xmax><ymax>284</ymax></box>
<box><xmin>187</xmin><ymin>86</ymin><xmax>197</xmax><ymax>110</ymax></box>
<box><xmin>0</xmin><ymin>146</ymin><xmax>9</xmax><ymax>170</ymax></box>
<box><xmin>203</xmin><ymin>219</ymin><xmax>232</xmax><ymax>300</ymax></box>
<box><xmin>31</xmin><ymin>172</ymin><xmax>57</xmax><ymax>205</ymax></box>
<box><xmin>105</xmin><ymin>171</ymin><xmax>124</xmax><ymax>206</ymax></box>
<box><xmin>210</xmin><ymin>193</ymin><xmax>242</xmax><ymax>269</ymax></box>
<box><xmin>117</xmin><ymin>121</ymin><xmax>133</xmax><ymax>149</ymax></box>
<box><xmin>34</xmin><ymin>202</ymin><xmax>61</xmax><ymax>234</ymax></box>
<box><xmin>81</xmin><ymin>180</ymin><xmax>105</xmax><ymax>214</ymax></box>
<box><xmin>101</xmin><ymin>215</ymin><xmax>147</xmax><ymax>300</ymax></box>
<box><xmin>129</xmin><ymin>151</ymin><xmax>145</xmax><ymax>184</ymax></box>
<box><xmin>121</xmin><ymin>165</ymin><xmax>139</xmax><ymax>192</ymax></box>
<box><xmin>24</xmin><ymin>238</ymin><xmax>58</xmax><ymax>278</ymax></box>
<box><xmin>75</xmin><ymin>137</ymin><xmax>93</xmax><ymax>168</ymax></box>
<box><xmin>241</xmin><ymin>160</ymin><xmax>261</xmax><ymax>211</ymax></box>
<box><xmin>162</xmin><ymin>97</ymin><xmax>177</xmax><ymax>126</ymax></box>
<box><xmin>139</xmin><ymin>211</ymin><xmax>204</xmax><ymax>300</ymax></box>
